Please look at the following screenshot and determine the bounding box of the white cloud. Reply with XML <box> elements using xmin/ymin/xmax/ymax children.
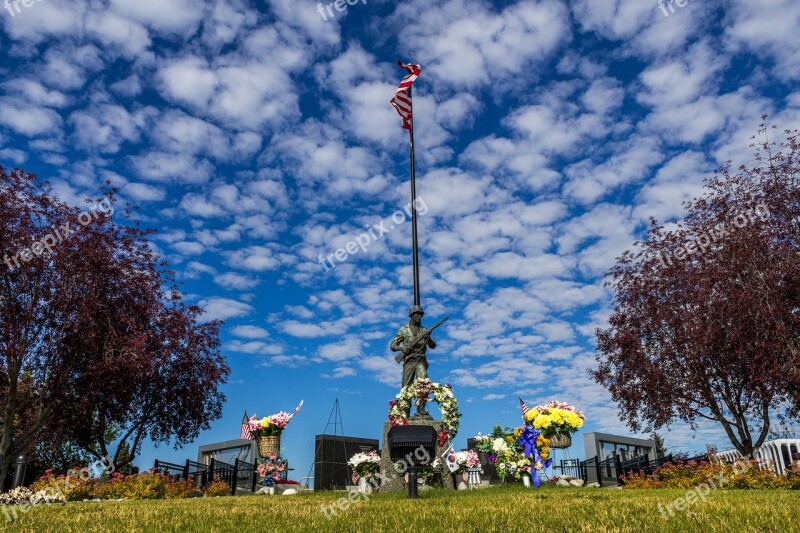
<box><xmin>0</xmin><ymin>101</ymin><xmax>62</xmax><ymax>136</ymax></box>
<box><xmin>214</xmin><ymin>272</ymin><xmax>260</xmax><ymax>290</ymax></box>
<box><xmin>231</xmin><ymin>325</ymin><xmax>270</xmax><ymax>339</ymax></box>
<box><xmin>483</xmin><ymin>393</ymin><xmax>506</xmax><ymax>401</ymax></box>
<box><xmin>197</xmin><ymin>297</ymin><xmax>254</xmax><ymax>321</ymax></box>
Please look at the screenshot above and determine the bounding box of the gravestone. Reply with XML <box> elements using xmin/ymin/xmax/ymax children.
<box><xmin>378</xmin><ymin>417</ymin><xmax>455</xmax><ymax>492</ymax></box>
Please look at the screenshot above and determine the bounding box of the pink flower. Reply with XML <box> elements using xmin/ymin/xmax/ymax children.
<box><xmin>270</xmin><ymin>412</ymin><xmax>290</xmax><ymax>428</ymax></box>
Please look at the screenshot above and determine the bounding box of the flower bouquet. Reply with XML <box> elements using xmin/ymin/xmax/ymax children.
<box><xmin>249</xmin><ymin>411</ymin><xmax>291</xmax><ymax>457</ymax></box>
<box><xmin>523</xmin><ymin>401</ymin><xmax>585</xmax><ymax>448</ymax></box>
<box><xmin>348</xmin><ymin>451</ymin><xmax>381</xmax><ymax>492</ymax></box>
<box><xmin>474</xmin><ymin>428</ymin><xmax>522</xmax><ymax>483</ymax></box>
<box><xmin>475</xmin><ymin>425</ymin><xmax>553</xmax><ymax>486</ymax></box>
<box><xmin>420</xmin><ymin>458</ymin><xmax>442</xmax><ymax>485</ymax></box>
<box><xmin>448</xmin><ymin>450</ymin><xmax>480</xmax><ymax>489</ymax></box>
<box><xmin>257</xmin><ymin>452</ymin><xmax>287</xmax><ymax>490</ymax></box>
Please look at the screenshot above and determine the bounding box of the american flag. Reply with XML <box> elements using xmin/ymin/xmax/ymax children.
<box><xmin>390</xmin><ymin>60</ymin><xmax>421</xmax><ymax>131</ymax></box>
<box><xmin>240</xmin><ymin>412</ymin><xmax>251</xmax><ymax>440</ymax></box>
<box><xmin>519</xmin><ymin>397</ymin><xmax>530</xmax><ymax>417</ymax></box>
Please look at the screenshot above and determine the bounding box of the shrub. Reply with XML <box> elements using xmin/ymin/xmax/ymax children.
<box><xmin>729</xmin><ymin>466</ymin><xmax>790</xmax><ymax>489</ymax></box>
<box><xmin>786</xmin><ymin>470</ymin><xmax>800</xmax><ymax>490</ymax></box>
<box><xmin>30</xmin><ymin>468</ymin><xmax>95</xmax><ymax>501</ymax></box>
<box><xmin>166</xmin><ymin>477</ymin><xmax>196</xmax><ymax>499</ymax></box>
<box><xmin>204</xmin><ymin>477</ymin><xmax>231</xmax><ymax>497</ymax></box>
<box><xmin>119</xmin><ymin>472</ymin><xmax>168</xmax><ymax>500</ymax></box>
<box><xmin>0</xmin><ymin>487</ymin><xmax>65</xmax><ymax>506</ymax></box>
<box><xmin>621</xmin><ymin>469</ymin><xmax>663</xmax><ymax>489</ymax></box>
<box><xmin>655</xmin><ymin>460</ymin><xmax>722</xmax><ymax>489</ymax></box>
<box><xmin>92</xmin><ymin>472</ymin><xmax>129</xmax><ymax>500</ymax></box>
<box><xmin>623</xmin><ymin>457</ymin><xmax>797</xmax><ymax>490</ymax></box>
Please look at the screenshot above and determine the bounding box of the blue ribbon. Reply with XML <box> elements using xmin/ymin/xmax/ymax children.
<box><xmin>517</xmin><ymin>427</ymin><xmax>553</xmax><ymax>487</ymax></box>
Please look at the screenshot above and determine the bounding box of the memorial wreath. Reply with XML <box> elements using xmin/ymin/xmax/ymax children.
<box><xmin>388</xmin><ymin>378</ymin><xmax>461</xmax><ymax>444</ymax></box>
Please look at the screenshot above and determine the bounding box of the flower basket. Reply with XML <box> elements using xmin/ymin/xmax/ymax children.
<box><xmin>257</xmin><ymin>435</ymin><xmax>281</xmax><ymax>457</ymax></box>
<box><xmin>546</xmin><ymin>432</ymin><xmax>572</xmax><ymax>449</ymax></box>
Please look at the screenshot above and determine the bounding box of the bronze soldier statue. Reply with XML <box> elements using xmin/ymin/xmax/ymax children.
<box><xmin>390</xmin><ymin>305</ymin><xmax>443</xmax><ymax>417</ymax></box>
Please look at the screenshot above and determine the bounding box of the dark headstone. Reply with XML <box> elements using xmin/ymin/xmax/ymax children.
<box><xmin>379</xmin><ymin>419</ymin><xmax>455</xmax><ymax>492</ymax></box>
<box><xmin>314</xmin><ymin>434</ymin><xmax>379</xmax><ymax>491</ymax></box>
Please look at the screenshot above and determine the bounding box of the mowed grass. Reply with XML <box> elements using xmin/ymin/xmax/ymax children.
<box><xmin>4</xmin><ymin>485</ymin><xmax>798</xmax><ymax>533</ymax></box>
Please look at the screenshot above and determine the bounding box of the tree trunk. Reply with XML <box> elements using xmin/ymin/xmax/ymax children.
<box><xmin>0</xmin><ymin>374</ymin><xmax>18</xmax><ymax>490</ymax></box>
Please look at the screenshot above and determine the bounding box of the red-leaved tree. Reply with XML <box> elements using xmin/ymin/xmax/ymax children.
<box><xmin>0</xmin><ymin>166</ymin><xmax>229</xmax><ymax>484</ymax></box>
<box><xmin>594</xmin><ymin>120</ymin><xmax>800</xmax><ymax>458</ymax></box>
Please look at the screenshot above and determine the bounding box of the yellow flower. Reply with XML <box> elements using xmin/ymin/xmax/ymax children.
<box><xmin>533</xmin><ymin>414</ymin><xmax>550</xmax><ymax>429</ymax></box>
<box><xmin>260</xmin><ymin>417</ymin><xmax>271</xmax><ymax>427</ymax></box>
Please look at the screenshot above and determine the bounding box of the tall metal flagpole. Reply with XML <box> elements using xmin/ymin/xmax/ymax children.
<box><xmin>408</xmin><ymin>85</ymin><xmax>421</xmax><ymax>307</ymax></box>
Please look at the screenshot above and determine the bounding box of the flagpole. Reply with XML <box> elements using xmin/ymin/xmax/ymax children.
<box><xmin>408</xmin><ymin>85</ymin><xmax>421</xmax><ymax>307</ymax></box>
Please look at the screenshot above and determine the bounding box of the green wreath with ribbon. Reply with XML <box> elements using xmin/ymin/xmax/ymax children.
<box><xmin>388</xmin><ymin>378</ymin><xmax>461</xmax><ymax>444</ymax></box>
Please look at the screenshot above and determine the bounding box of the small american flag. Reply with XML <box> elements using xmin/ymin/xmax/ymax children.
<box><xmin>519</xmin><ymin>397</ymin><xmax>530</xmax><ymax>417</ymax></box>
<box><xmin>390</xmin><ymin>60</ymin><xmax>421</xmax><ymax>130</ymax></box>
<box><xmin>240</xmin><ymin>412</ymin><xmax>251</xmax><ymax>440</ymax></box>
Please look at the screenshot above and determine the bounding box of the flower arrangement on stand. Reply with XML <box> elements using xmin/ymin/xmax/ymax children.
<box><xmin>348</xmin><ymin>451</ymin><xmax>381</xmax><ymax>493</ymax></box>
<box><xmin>248</xmin><ymin>410</ymin><xmax>293</xmax><ymax>457</ymax></box>
<box><xmin>523</xmin><ymin>401</ymin><xmax>585</xmax><ymax>448</ymax></box>
<box><xmin>388</xmin><ymin>378</ymin><xmax>461</xmax><ymax>443</ymax></box>
<box><xmin>475</xmin><ymin>425</ymin><xmax>555</xmax><ymax>487</ymax></box>
<box><xmin>257</xmin><ymin>452</ymin><xmax>287</xmax><ymax>494</ymax></box>
<box><xmin>517</xmin><ymin>426</ymin><xmax>553</xmax><ymax>486</ymax></box>
<box><xmin>449</xmin><ymin>450</ymin><xmax>480</xmax><ymax>490</ymax></box>
<box><xmin>475</xmin><ymin>427</ymin><xmax>523</xmax><ymax>484</ymax></box>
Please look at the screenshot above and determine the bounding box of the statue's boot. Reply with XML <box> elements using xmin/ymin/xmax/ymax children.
<box><xmin>416</xmin><ymin>399</ymin><xmax>428</xmax><ymax>416</ymax></box>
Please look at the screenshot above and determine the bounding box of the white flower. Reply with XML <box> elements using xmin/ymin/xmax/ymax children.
<box><xmin>492</xmin><ymin>438</ymin><xmax>509</xmax><ymax>453</ymax></box>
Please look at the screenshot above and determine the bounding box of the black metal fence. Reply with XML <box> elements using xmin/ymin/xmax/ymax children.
<box><xmin>186</xmin><ymin>460</ymin><xmax>209</xmax><ymax>486</ymax></box>
<box><xmin>154</xmin><ymin>457</ymin><xmax>295</xmax><ymax>495</ymax></box>
<box><xmin>553</xmin><ymin>452</ymin><xmax>710</xmax><ymax>487</ymax></box>
<box><xmin>232</xmin><ymin>458</ymin><xmax>257</xmax><ymax>494</ymax></box>
<box><xmin>155</xmin><ymin>459</ymin><xmax>247</xmax><ymax>494</ymax></box>
<box><xmin>208</xmin><ymin>459</ymin><xmax>234</xmax><ymax>491</ymax></box>
<box><xmin>152</xmin><ymin>460</ymin><xmax>186</xmax><ymax>481</ymax></box>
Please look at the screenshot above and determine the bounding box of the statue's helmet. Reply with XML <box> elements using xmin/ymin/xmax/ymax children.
<box><xmin>408</xmin><ymin>305</ymin><xmax>425</xmax><ymax>317</ymax></box>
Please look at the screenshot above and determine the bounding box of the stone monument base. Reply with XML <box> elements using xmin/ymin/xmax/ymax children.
<box><xmin>378</xmin><ymin>418</ymin><xmax>455</xmax><ymax>492</ymax></box>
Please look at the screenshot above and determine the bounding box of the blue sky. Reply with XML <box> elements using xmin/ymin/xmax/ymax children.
<box><xmin>2</xmin><ymin>0</ymin><xmax>799</xmax><ymax>477</ymax></box>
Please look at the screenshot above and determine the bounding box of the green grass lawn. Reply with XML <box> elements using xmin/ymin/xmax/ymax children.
<box><xmin>3</xmin><ymin>486</ymin><xmax>798</xmax><ymax>532</ymax></box>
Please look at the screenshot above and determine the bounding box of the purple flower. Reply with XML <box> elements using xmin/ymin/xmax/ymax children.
<box><xmin>486</xmin><ymin>453</ymin><xmax>497</xmax><ymax>464</ymax></box>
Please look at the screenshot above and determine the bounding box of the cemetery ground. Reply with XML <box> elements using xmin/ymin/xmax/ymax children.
<box><xmin>3</xmin><ymin>485</ymin><xmax>797</xmax><ymax>532</ymax></box>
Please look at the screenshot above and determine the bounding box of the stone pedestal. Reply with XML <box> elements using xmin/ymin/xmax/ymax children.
<box><xmin>378</xmin><ymin>418</ymin><xmax>455</xmax><ymax>492</ymax></box>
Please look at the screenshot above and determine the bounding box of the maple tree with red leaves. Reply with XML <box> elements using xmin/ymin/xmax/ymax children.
<box><xmin>0</xmin><ymin>166</ymin><xmax>229</xmax><ymax>486</ymax></box>
<box><xmin>594</xmin><ymin>120</ymin><xmax>800</xmax><ymax>458</ymax></box>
